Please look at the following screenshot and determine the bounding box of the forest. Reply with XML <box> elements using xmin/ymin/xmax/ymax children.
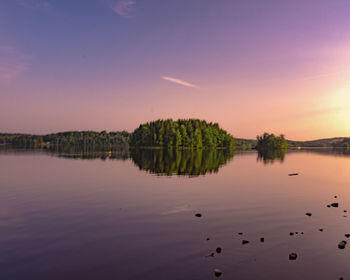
<box><xmin>129</xmin><ymin>119</ymin><xmax>235</xmax><ymax>148</ymax></box>
<box><xmin>0</xmin><ymin>131</ymin><xmax>129</xmax><ymax>151</ymax></box>
<box><xmin>256</xmin><ymin>133</ymin><xmax>287</xmax><ymax>150</ymax></box>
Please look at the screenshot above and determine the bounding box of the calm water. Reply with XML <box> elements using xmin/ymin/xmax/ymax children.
<box><xmin>1</xmin><ymin>148</ymin><xmax>350</xmax><ymax>279</ymax></box>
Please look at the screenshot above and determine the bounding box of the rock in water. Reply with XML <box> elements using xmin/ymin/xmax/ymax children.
<box><xmin>345</xmin><ymin>234</ymin><xmax>350</xmax><ymax>238</ymax></box>
<box><xmin>216</xmin><ymin>247</ymin><xmax>222</xmax><ymax>254</ymax></box>
<box><xmin>319</xmin><ymin>229</ymin><xmax>323</xmax><ymax>232</ymax></box>
<box><xmin>214</xmin><ymin>268</ymin><xmax>222</xmax><ymax>277</ymax></box>
<box><xmin>195</xmin><ymin>213</ymin><xmax>202</xmax><ymax>218</ymax></box>
<box><xmin>242</xmin><ymin>240</ymin><xmax>249</xmax><ymax>245</ymax></box>
<box><xmin>305</xmin><ymin>213</ymin><xmax>312</xmax><ymax>216</ymax></box>
<box><xmin>289</xmin><ymin>252</ymin><xmax>298</xmax><ymax>260</ymax></box>
<box><xmin>338</xmin><ymin>240</ymin><xmax>347</xmax><ymax>249</ymax></box>
<box><xmin>288</xmin><ymin>173</ymin><xmax>299</xmax><ymax>176</ymax></box>
<box><xmin>331</xmin><ymin>203</ymin><xmax>339</xmax><ymax>208</ymax></box>
<box><xmin>260</xmin><ymin>237</ymin><xmax>264</xmax><ymax>243</ymax></box>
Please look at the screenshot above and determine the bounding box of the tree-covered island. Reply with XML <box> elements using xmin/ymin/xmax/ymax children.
<box><xmin>129</xmin><ymin>119</ymin><xmax>235</xmax><ymax>148</ymax></box>
<box><xmin>256</xmin><ymin>133</ymin><xmax>287</xmax><ymax>150</ymax></box>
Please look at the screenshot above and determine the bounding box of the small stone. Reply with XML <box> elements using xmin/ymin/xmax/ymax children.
<box><xmin>216</xmin><ymin>247</ymin><xmax>222</xmax><ymax>254</ymax></box>
<box><xmin>344</xmin><ymin>210</ymin><xmax>347</xmax><ymax>213</ymax></box>
<box><xmin>206</xmin><ymin>237</ymin><xmax>210</xmax><ymax>241</ymax></box>
<box><xmin>338</xmin><ymin>240</ymin><xmax>347</xmax><ymax>249</ymax></box>
<box><xmin>214</xmin><ymin>268</ymin><xmax>222</xmax><ymax>277</ymax></box>
<box><xmin>319</xmin><ymin>229</ymin><xmax>323</xmax><ymax>232</ymax></box>
<box><xmin>195</xmin><ymin>213</ymin><xmax>202</xmax><ymax>218</ymax></box>
<box><xmin>345</xmin><ymin>234</ymin><xmax>350</xmax><ymax>238</ymax></box>
<box><xmin>327</xmin><ymin>205</ymin><xmax>331</xmax><ymax>208</ymax></box>
<box><xmin>206</xmin><ymin>252</ymin><xmax>215</xmax><ymax>257</ymax></box>
<box><xmin>335</xmin><ymin>196</ymin><xmax>338</xmax><ymax>198</ymax></box>
<box><xmin>331</xmin><ymin>203</ymin><xmax>339</xmax><ymax>208</ymax></box>
<box><xmin>260</xmin><ymin>237</ymin><xmax>264</xmax><ymax>243</ymax></box>
<box><xmin>301</xmin><ymin>232</ymin><xmax>304</xmax><ymax>234</ymax></box>
<box><xmin>242</xmin><ymin>240</ymin><xmax>249</xmax><ymax>245</ymax></box>
<box><xmin>295</xmin><ymin>232</ymin><xmax>298</xmax><ymax>234</ymax></box>
<box><xmin>289</xmin><ymin>252</ymin><xmax>298</xmax><ymax>260</ymax></box>
<box><xmin>305</xmin><ymin>213</ymin><xmax>312</xmax><ymax>216</ymax></box>
<box><xmin>290</xmin><ymin>232</ymin><xmax>294</xmax><ymax>236</ymax></box>
<box><xmin>238</xmin><ymin>232</ymin><xmax>243</xmax><ymax>235</ymax></box>
<box><xmin>288</xmin><ymin>173</ymin><xmax>299</xmax><ymax>176</ymax></box>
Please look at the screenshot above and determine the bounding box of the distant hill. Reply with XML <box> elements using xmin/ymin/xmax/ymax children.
<box><xmin>287</xmin><ymin>137</ymin><xmax>350</xmax><ymax>148</ymax></box>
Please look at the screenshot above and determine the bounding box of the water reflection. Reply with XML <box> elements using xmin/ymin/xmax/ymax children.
<box><xmin>257</xmin><ymin>149</ymin><xmax>286</xmax><ymax>164</ymax></box>
<box><xmin>130</xmin><ymin>149</ymin><xmax>235</xmax><ymax>176</ymax></box>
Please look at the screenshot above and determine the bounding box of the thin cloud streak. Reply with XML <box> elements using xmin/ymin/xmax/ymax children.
<box><xmin>110</xmin><ymin>0</ymin><xmax>135</xmax><ymax>17</ymax></box>
<box><xmin>162</xmin><ymin>76</ymin><xmax>199</xmax><ymax>88</ymax></box>
<box><xmin>302</xmin><ymin>70</ymin><xmax>350</xmax><ymax>81</ymax></box>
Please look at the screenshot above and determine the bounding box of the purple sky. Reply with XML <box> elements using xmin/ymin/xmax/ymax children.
<box><xmin>1</xmin><ymin>0</ymin><xmax>350</xmax><ymax>140</ymax></box>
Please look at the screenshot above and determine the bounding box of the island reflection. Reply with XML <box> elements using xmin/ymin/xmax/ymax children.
<box><xmin>130</xmin><ymin>149</ymin><xmax>235</xmax><ymax>177</ymax></box>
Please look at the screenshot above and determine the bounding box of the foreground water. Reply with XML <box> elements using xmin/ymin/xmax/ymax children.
<box><xmin>1</xmin><ymin>148</ymin><xmax>350</xmax><ymax>279</ymax></box>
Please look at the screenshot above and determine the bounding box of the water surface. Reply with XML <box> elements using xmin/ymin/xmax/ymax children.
<box><xmin>1</xmin><ymin>148</ymin><xmax>350</xmax><ymax>279</ymax></box>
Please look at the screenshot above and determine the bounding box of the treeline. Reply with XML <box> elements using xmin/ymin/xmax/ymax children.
<box><xmin>256</xmin><ymin>133</ymin><xmax>287</xmax><ymax>150</ymax></box>
<box><xmin>129</xmin><ymin>119</ymin><xmax>235</xmax><ymax>148</ymax></box>
<box><xmin>331</xmin><ymin>139</ymin><xmax>350</xmax><ymax>149</ymax></box>
<box><xmin>0</xmin><ymin>131</ymin><xmax>129</xmax><ymax>150</ymax></box>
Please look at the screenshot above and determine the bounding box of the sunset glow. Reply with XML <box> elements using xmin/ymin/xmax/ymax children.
<box><xmin>1</xmin><ymin>0</ymin><xmax>350</xmax><ymax>140</ymax></box>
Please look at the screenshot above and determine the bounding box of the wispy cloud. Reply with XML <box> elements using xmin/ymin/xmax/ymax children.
<box><xmin>302</xmin><ymin>70</ymin><xmax>350</xmax><ymax>81</ymax></box>
<box><xmin>16</xmin><ymin>0</ymin><xmax>53</xmax><ymax>11</ymax></box>
<box><xmin>162</xmin><ymin>76</ymin><xmax>199</xmax><ymax>88</ymax></box>
<box><xmin>0</xmin><ymin>46</ymin><xmax>31</xmax><ymax>82</ymax></box>
<box><xmin>110</xmin><ymin>0</ymin><xmax>135</xmax><ymax>18</ymax></box>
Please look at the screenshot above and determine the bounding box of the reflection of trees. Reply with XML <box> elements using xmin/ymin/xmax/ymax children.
<box><xmin>53</xmin><ymin>150</ymin><xmax>130</xmax><ymax>161</ymax></box>
<box><xmin>130</xmin><ymin>149</ymin><xmax>234</xmax><ymax>176</ymax></box>
<box><xmin>257</xmin><ymin>149</ymin><xmax>286</xmax><ymax>164</ymax></box>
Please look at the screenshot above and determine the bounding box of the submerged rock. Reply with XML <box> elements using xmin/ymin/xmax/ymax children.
<box><xmin>238</xmin><ymin>232</ymin><xmax>243</xmax><ymax>235</ymax></box>
<box><xmin>305</xmin><ymin>213</ymin><xmax>312</xmax><ymax>217</ymax></box>
<box><xmin>327</xmin><ymin>205</ymin><xmax>331</xmax><ymax>208</ymax></box>
<box><xmin>206</xmin><ymin>237</ymin><xmax>210</xmax><ymax>241</ymax></box>
<box><xmin>319</xmin><ymin>229</ymin><xmax>323</xmax><ymax>232</ymax></box>
<box><xmin>242</xmin><ymin>240</ymin><xmax>249</xmax><ymax>245</ymax></box>
<box><xmin>214</xmin><ymin>268</ymin><xmax>222</xmax><ymax>277</ymax></box>
<box><xmin>290</xmin><ymin>232</ymin><xmax>294</xmax><ymax>236</ymax></box>
<box><xmin>338</xmin><ymin>240</ymin><xmax>347</xmax><ymax>249</ymax></box>
<box><xmin>345</xmin><ymin>234</ymin><xmax>350</xmax><ymax>238</ymax></box>
<box><xmin>195</xmin><ymin>213</ymin><xmax>202</xmax><ymax>218</ymax></box>
<box><xmin>216</xmin><ymin>247</ymin><xmax>222</xmax><ymax>254</ymax></box>
<box><xmin>289</xmin><ymin>252</ymin><xmax>298</xmax><ymax>260</ymax></box>
<box><xmin>260</xmin><ymin>237</ymin><xmax>264</xmax><ymax>243</ymax></box>
<box><xmin>331</xmin><ymin>203</ymin><xmax>339</xmax><ymax>208</ymax></box>
<box><xmin>205</xmin><ymin>252</ymin><xmax>215</xmax><ymax>258</ymax></box>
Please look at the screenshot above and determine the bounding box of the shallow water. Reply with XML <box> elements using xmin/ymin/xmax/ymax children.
<box><xmin>1</xmin><ymin>149</ymin><xmax>350</xmax><ymax>279</ymax></box>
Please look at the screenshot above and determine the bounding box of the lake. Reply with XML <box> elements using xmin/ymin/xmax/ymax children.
<box><xmin>1</xmin><ymin>148</ymin><xmax>350</xmax><ymax>279</ymax></box>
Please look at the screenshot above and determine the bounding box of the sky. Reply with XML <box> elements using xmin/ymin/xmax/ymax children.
<box><xmin>1</xmin><ymin>0</ymin><xmax>350</xmax><ymax>140</ymax></box>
